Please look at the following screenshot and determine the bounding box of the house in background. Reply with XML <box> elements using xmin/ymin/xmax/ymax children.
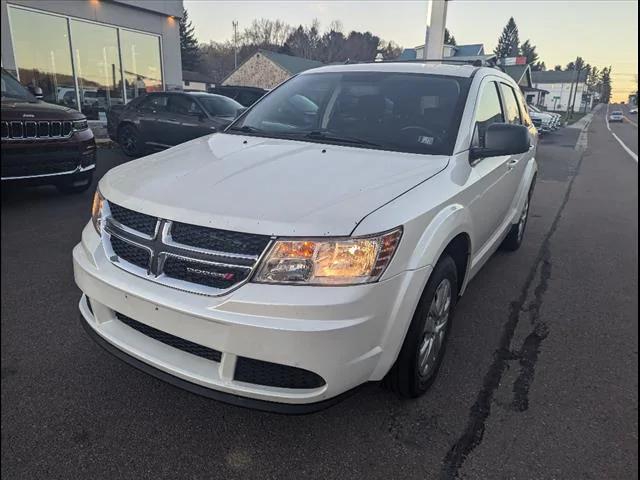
<box><xmin>222</xmin><ymin>50</ymin><xmax>324</xmax><ymax>90</ymax></box>
<box><xmin>499</xmin><ymin>57</ymin><xmax>549</xmax><ymax>108</ymax></box>
<box><xmin>182</xmin><ymin>70</ymin><xmax>215</xmax><ymax>91</ymax></box>
<box><xmin>532</xmin><ymin>70</ymin><xmax>591</xmax><ymax>112</ymax></box>
<box><xmin>398</xmin><ymin>42</ymin><xmax>487</xmax><ymax>61</ymax></box>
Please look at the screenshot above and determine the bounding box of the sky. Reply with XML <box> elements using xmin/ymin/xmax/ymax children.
<box><xmin>184</xmin><ymin>0</ymin><xmax>638</xmax><ymax>101</ymax></box>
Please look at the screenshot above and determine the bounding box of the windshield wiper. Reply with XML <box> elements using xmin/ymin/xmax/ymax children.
<box><xmin>302</xmin><ymin>130</ymin><xmax>381</xmax><ymax>147</ymax></box>
<box><xmin>226</xmin><ymin>125</ymin><xmax>263</xmax><ymax>134</ymax></box>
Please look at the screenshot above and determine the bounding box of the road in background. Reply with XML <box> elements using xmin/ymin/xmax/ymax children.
<box><xmin>1</xmin><ymin>112</ymin><xmax>637</xmax><ymax>480</ymax></box>
<box><xmin>607</xmin><ymin>102</ymin><xmax>638</xmax><ymax>158</ymax></box>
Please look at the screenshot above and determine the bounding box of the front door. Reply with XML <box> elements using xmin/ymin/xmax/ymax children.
<box><xmin>466</xmin><ymin>79</ymin><xmax>514</xmax><ymax>254</ymax></box>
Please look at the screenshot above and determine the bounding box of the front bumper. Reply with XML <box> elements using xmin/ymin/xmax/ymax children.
<box><xmin>1</xmin><ymin>129</ymin><xmax>95</xmax><ymax>181</ymax></box>
<box><xmin>73</xmin><ymin>223</ymin><xmax>431</xmax><ymax>411</ymax></box>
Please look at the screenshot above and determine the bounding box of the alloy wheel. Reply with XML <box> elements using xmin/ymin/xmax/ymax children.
<box><xmin>418</xmin><ymin>278</ymin><xmax>452</xmax><ymax>378</ymax></box>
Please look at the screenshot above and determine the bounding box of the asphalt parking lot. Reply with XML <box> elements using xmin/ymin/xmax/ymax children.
<box><xmin>2</xmin><ymin>106</ymin><xmax>637</xmax><ymax>479</ymax></box>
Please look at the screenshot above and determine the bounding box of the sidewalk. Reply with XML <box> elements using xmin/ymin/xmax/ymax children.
<box><xmin>566</xmin><ymin>103</ymin><xmax>603</xmax><ymax>130</ymax></box>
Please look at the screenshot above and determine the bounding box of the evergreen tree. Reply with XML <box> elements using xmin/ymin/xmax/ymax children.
<box><xmin>532</xmin><ymin>61</ymin><xmax>546</xmax><ymax>71</ymax></box>
<box><xmin>493</xmin><ymin>17</ymin><xmax>520</xmax><ymax>58</ymax></box>
<box><xmin>553</xmin><ymin>65</ymin><xmax>563</xmax><ymax>71</ymax></box>
<box><xmin>444</xmin><ymin>28</ymin><xmax>457</xmax><ymax>46</ymax></box>
<box><xmin>600</xmin><ymin>66</ymin><xmax>612</xmax><ymax>103</ymax></box>
<box><xmin>180</xmin><ymin>9</ymin><xmax>200</xmax><ymax>70</ymax></box>
<box><xmin>520</xmin><ymin>40</ymin><xmax>538</xmax><ymax>65</ymax></box>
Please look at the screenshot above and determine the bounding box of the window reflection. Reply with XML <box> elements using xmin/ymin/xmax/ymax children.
<box><xmin>120</xmin><ymin>30</ymin><xmax>163</xmax><ymax>101</ymax></box>
<box><xmin>9</xmin><ymin>7</ymin><xmax>164</xmax><ymax>116</ymax></box>
<box><xmin>70</xmin><ymin>20</ymin><xmax>124</xmax><ymax>120</ymax></box>
<box><xmin>10</xmin><ymin>7</ymin><xmax>76</xmax><ymax>107</ymax></box>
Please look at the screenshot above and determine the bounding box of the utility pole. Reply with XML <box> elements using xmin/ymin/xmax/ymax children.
<box><xmin>232</xmin><ymin>20</ymin><xmax>238</xmax><ymax>69</ymax></box>
<box><xmin>424</xmin><ymin>0</ymin><xmax>448</xmax><ymax>60</ymax></box>
<box><xmin>568</xmin><ymin>63</ymin><xmax>583</xmax><ymax>121</ymax></box>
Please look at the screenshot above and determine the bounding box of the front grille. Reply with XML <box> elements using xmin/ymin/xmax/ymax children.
<box><xmin>1</xmin><ymin>120</ymin><xmax>73</xmax><ymax>140</ymax></box>
<box><xmin>163</xmin><ymin>255</ymin><xmax>251</xmax><ymax>289</ymax></box>
<box><xmin>110</xmin><ymin>235</ymin><xmax>150</xmax><ymax>270</ymax></box>
<box><xmin>171</xmin><ymin>222</ymin><xmax>271</xmax><ymax>256</ymax></box>
<box><xmin>103</xmin><ymin>202</ymin><xmax>271</xmax><ymax>294</ymax></box>
<box><xmin>109</xmin><ymin>203</ymin><xmax>157</xmax><ymax>237</ymax></box>
<box><xmin>115</xmin><ymin>312</ymin><xmax>222</xmax><ymax>362</ymax></box>
<box><xmin>234</xmin><ymin>357</ymin><xmax>326</xmax><ymax>389</ymax></box>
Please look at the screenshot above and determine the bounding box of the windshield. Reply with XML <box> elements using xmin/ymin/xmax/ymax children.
<box><xmin>1</xmin><ymin>69</ymin><xmax>36</xmax><ymax>102</ymax></box>
<box><xmin>612</xmin><ymin>111</ymin><xmax>623</xmax><ymax>115</ymax></box>
<box><xmin>229</xmin><ymin>71</ymin><xmax>471</xmax><ymax>155</ymax></box>
<box><xmin>198</xmin><ymin>95</ymin><xmax>243</xmax><ymax>117</ymax></box>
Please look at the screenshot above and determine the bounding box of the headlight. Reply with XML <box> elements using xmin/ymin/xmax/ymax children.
<box><xmin>73</xmin><ymin>119</ymin><xmax>88</xmax><ymax>131</ymax></box>
<box><xmin>91</xmin><ymin>189</ymin><xmax>104</xmax><ymax>234</ymax></box>
<box><xmin>254</xmin><ymin>228</ymin><xmax>402</xmax><ymax>285</ymax></box>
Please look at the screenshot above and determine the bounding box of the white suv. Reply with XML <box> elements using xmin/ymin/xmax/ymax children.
<box><xmin>74</xmin><ymin>62</ymin><xmax>537</xmax><ymax>412</ymax></box>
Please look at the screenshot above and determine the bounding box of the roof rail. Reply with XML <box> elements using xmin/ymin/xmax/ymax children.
<box><xmin>345</xmin><ymin>58</ymin><xmax>505</xmax><ymax>69</ymax></box>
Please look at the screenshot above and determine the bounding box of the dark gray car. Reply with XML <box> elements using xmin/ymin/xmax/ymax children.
<box><xmin>107</xmin><ymin>91</ymin><xmax>243</xmax><ymax>157</ymax></box>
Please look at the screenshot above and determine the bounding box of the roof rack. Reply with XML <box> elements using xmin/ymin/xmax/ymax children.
<box><xmin>344</xmin><ymin>58</ymin><xmax>504</xmax><ymax>70</ymax></box>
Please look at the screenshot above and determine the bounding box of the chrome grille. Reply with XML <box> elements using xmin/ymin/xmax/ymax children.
<box><xmin>0</xmin><ymin>120</ymin><xmax>73</xmax><ymax>140</ymax></box>
<box><xmin>103</xmin><ymin>201</ymin><xmax>272</xmax><ymax>296</ymax></box>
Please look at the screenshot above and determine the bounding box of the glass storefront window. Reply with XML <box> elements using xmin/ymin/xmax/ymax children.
<box><xmin>9</xmin><ymin>7</ymin><xmax>76</xmax><ymax>108</ymax></box>
<box><xmin>9</xmin><ymin>7</ymin><xmax>164</xmax><ymax>118</ymax></box>
<box><xmin>70</xmin><ymin>20</ymin><xmax>123</xmax><ymax>120</ymax></box>
<box><xmin>120</xmin><ymin>30</ymin><xmax>163</xmax><ymax>102</ymax></box>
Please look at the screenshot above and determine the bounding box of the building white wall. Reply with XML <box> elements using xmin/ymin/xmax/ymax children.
<box><xmin>534</xmin><ymin>82</ymin><xmax>586</xmax><ymax>112</ymax></box>
<box><xmin>182</xmin><ymin>80</ymin><xmax>207</xmax><ymax>91</ymax></box>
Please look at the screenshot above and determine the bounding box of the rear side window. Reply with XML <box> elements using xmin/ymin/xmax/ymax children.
<box><xmin>500</xmin><ymin>83</ymin><xmax>522</xmax><ymax>125</ymax></box>
<box><xmin>139</xmin><ymin>94</ymin><xmax>168</xmax><ymax>113</ymax></box>
<box><xmin>472</xmin><ymin>81</ymin><xmax>504</xmax><ymax>148</ymax></box>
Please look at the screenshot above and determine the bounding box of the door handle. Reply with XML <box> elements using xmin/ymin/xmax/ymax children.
<box><xmin>507</xmin><ymin>159</ymin><xmax>519</xmax><ymax>170</ymax></box>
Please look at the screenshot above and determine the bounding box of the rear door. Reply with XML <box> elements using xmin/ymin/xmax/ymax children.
<box><xmin>497</xmin><ymin>82</ymin><xmax>532</xmax><ymax>216</ymax></box>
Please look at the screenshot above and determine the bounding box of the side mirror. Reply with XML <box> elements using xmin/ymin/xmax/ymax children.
<box><xmin>235</xmin><ymin>107</ymin><xmax>247</xmax><ymax>118</ymax></box>
<box><xmin>470</xmin><ymin>123</ymin><xmax>530</xmax><ymax>161</ymax></box>
<box><xmin>29</xmin><ymin>86</ymin><xmax>44</xmax><ymax>99</ymax></box>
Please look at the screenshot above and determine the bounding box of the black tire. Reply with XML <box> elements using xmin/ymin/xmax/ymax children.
<box><xmin>56</xmin><ymin>171</ymin><xmax>93</xmax><ymax>194</ymax></box>
<box><xmin>385</xmin><ymin>255</ymin><xmax>458</xmax><ymax>398</ymax></box>
<box><xmin>118</xmin><ymin>124</ymin><xmax>143</xmax><ymax>157</ymax></box>
<box><xmin>501</xmin><ymin>179</ymin><xmax>535</xmax><ymax>251</ymax></box>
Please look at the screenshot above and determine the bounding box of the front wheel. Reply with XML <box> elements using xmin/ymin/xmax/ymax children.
<box><xmin>385</xmin><ymin>255</ymin><xmax>458</xmax><ymax>398</ymax></box>
<box><xmin>118</xmin><ymin>124</ymin><xmax>143</xmax><ymax>157</ymax></box>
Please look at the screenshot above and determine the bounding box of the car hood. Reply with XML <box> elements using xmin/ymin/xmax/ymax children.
<box><xmin>100</xmin><ymin>133</ymin><xmax>449</xmax><ymax>236</ymax></box>
<box><xmin>1</xmin><ymin>99</ymin><xmax>83</xmax><ymax>120</ymax></box>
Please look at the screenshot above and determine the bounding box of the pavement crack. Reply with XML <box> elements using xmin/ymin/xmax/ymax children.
<box><xmin>439</xmin><ymin>150</ymin><xmax>586</xmax><ymax>479</ymax></box>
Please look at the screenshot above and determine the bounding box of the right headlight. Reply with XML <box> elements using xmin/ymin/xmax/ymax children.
<box><xmin>91</xmin><ymin>189</ymin><xmax>104</xmax><ymax>234</ymax></box>
<box><xmin>253</xmin><ymin>228</ymin><xmax>402</xmax><ymax>285</ymax></box>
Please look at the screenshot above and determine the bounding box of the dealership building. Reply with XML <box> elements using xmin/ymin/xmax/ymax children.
<box><xmin>1</xmin><ymin>0</ymin><xmax>183</xmax><ymax>121</ymax></box>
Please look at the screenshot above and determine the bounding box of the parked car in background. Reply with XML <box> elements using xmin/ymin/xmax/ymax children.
<box><xmin>527</xmin><ymin>105</ymin><xmax>558</xmax><ymax>133</ymax></box>
<box><xmin>609</xmin><ymin>110</ymin><xmax>624</xmax><ymax>122</ymax></box>
<box><xmin>76</xmin><ymin>62</ymin><xmax>538</xmax><ymax>412</ymax></box>
<box><xmin>208</xmin><ymin>85</ymin><xmax>268</xmax><ymax>107</ymax></box>
<box><xmin>1</xmin><ymin>68</ymin><xmax>96</xmax><ymax>193</ymax></box>
<box><xmin>528</xmin><ymin>104</ymin><xmax>560</xmax><ymax>131</ymax></box>
<box><xmin>107</xmin><ymin>91</ymin><xmax>244</xmax><ymax>156</ymax></box>
<box><xmin>629</xmin><ymin>108</ymin><xmax>638</xmax><ymax>114</ymax></box>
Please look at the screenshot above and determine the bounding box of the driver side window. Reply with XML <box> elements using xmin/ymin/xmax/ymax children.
<box><xmin>472</xmin><ymin>81</ymin><xmax>504</xmax><ymax>148</ymax></box>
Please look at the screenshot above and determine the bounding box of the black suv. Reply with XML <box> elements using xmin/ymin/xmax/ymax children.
<box><xmin>208</xmin><ymin>85</ymin><xmax>268</xmax><ymax>107</ymax></box>
<box><xmin>1</xmin><ymin>68</ymin><xmax>96</xmax><ymax>193</ymax></box>
<box><xmin>107</xmin><ymin>91</ymin><xmax>244</xmax><ymax>157</ymax></box>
